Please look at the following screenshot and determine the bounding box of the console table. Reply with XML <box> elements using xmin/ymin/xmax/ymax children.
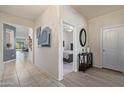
<box><xmin>78</xmin><ymin>52</ymin><xmax>93</xmax><ymax>72</ymax></box>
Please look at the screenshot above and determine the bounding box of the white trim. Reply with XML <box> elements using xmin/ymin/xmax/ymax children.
<box><xmin>1</xmin><ymin>22</ymin><xmax>3</xmax><ymax>62</ymax></box>
<box><xmin>93</xmin><ymin>64</ymin><xmax>103</xmax><ymax>68</ymax></box>
<box><xmin>73</xmin><ymin>23</ymin><xmax>78</xmax><ymax>72</ymax></box>
<box><xmin>58</xmin><ymin>20</ymin><xmax>76</xmax><ymax>81</ymax></box>
<box><xmin>102</xmin><ymin>24</ymin><xmax>124</xmax><ymax>29</ymax></box>
<box><xmin>3</xmin><ymin>59</ymin><xmax>16</xmax><ymax>63</ymax></box>
<box><xmin>100</xmin><ymin>27</ymin><xmax>103</xmax><ymax>68</ymax></box>
<box><xmin>58</xmin><ymin>20</ymin><xmax>64</xmax><ymax>81</ymax></box>
<box><xmin>100</xmin><ymin>24</ymin><xmax>124</xmax><ymax>69</ymax></box>
<box><xmin>32</xmin><ymin>28</ymin><xmax>35</xmax><ymax>64</ymax></box>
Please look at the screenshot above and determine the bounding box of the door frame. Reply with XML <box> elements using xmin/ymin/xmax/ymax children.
<box><xmin>100</xmin><ymin>24</ymin><xmax>124</xmax><ymax>69</ymax></box>
<box><xmin>3</xmin><ymin>23</ymin><xmax>16</xmax><ymax>62</ymax></box>
<box><xmin>58</xmin><ymin>20</ymin><xmax>76</xmax><ymax>81</ymax></box>
<box><xmin>2</xmin><ymin>21</ymin><xmax>34</xmax><ymax>64</ymax></box>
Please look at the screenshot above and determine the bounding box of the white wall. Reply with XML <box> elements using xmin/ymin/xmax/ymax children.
<box><xmin>34</xmin><ymin>6</ymin><xmax>60</xmax><ymax>79</ymax></box>
<box><xmin>34</xmin><ymin>5</ymin><xmax>87</xmax><ymax>80</ymax></box>
<box><xmin>60</xmin><ymin>6</ymin><xmax>88</xmax><ymax>51</ymax></box>
<box><xmin>57</xmin><ymin>6</ymin><xmax>87</xmax><ymax>80</ymax></box>
<box><xmin>88</xmin><ymin>8</ymin><xmax>124</xmax><ymax>67</ymax></box>
<box><xmin>60</xmin><ymin>5</ymin><xmax>87</xmax><ymax>70</ymax></box>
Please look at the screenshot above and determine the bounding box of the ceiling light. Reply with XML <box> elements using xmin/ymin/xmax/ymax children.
<box><xmin>68</xmin><ymin>29</ymin><xmax>73</xmax><ymax>32</ymax></box>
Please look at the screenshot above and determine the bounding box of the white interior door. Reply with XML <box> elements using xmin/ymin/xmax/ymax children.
<box><xmin>103</xmin><ymin>26</ymin><xmax>124</xmax><ymax>72</ymax></box>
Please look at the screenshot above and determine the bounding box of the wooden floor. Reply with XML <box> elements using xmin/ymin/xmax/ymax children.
<box><xmin>0</xmin><ymin>51</ymin><xmax>124</xmax><ymax>87</ymax></box>
<box><xmin>0</xmin><ymin>51</ymin><xmax>65</xmax><ymax>87</ymax></box>
<box><xmin>61</xmin><ymin>68</ymin><xmax>124</xmax><ymax>87</ymax></box>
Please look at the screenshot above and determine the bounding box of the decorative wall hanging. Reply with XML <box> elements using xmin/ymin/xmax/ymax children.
<box><xmin>79</xmin><ymin>28</ymin><xmax>87</xmax><ymax>47</ymax></box>
<box><xmin>41</xmin><ymin>26</ymin><xmax>51</xmax><ymax>47</ymax></box>
<box><xmin>27</xmin><ymin>36</ymin><xmax>32</xmax><ymax>51</ymax></box>
<box><xmin>36</xmin><ymin>26</ymin><xmax>42</xmax><ymax>46</ymax></box>
<box><xmin>36</xmin><ymin>26</ymin><xmax>51</xmax><ymax>47</ymax></box>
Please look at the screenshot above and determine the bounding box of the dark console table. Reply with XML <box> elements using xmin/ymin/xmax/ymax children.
<box><xmin>78</xmin><ymin>52</ymin><xmax>93</xmax><ymax>72</ymax></box>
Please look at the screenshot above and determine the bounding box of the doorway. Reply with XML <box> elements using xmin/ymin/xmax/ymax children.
<box><xmin>15</xmin><ymin>24</ymin><xmax>32</xmax><ymax>63</ymax></box>
<box><xmin>102</xmin><ymin>25</ymin><xmax>124</xmax><ymax>72</ymax></box>
<box><xmin>62</xmin><ymin>22</ymin><xmax>74</xmax><ymax>76</ymax></box>
<box><xmin>3</xmin><ymin>23</ymin><xmax>34</xmax><ymax>64</ymax></box>
<box><xmin>3</xmin><ymin>24</ymin><xmax>16</xmax><ymax>62</ymax></box>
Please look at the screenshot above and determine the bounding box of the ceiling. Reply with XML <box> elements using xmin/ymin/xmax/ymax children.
<box><xmin>63</xmin><ymin>23</ymin><xmax>74</xmax><ymax>32</ymax></box>
<box><xmin>72</xmin><ymin>5</ymin><xmax>124</xmax><ymax>19</ymax></box>
<box><xmin>0</xmin><ymin>5</ymin><xmax>124</xmax><ymax>21</ymax></box>
<box><xmin>15</xmin><ymin>24</ymin><xmax>29</xmax><ymax>38</ymax></box>
<box><xmin>0</xmin><ymin>5</ymin><xmax>48</xmax><ymax>20</ymax></box>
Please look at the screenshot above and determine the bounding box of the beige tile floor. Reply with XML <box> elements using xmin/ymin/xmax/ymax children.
<box><xmin>0</xmin><ymin>51</ymin><xmax>124</xmax><ymax>87</ymax></box>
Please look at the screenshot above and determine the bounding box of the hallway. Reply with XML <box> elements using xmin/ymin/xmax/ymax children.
<box><xmin>0</xmin><ymin>51</ymin><xmax>65</xmax><ymax>87</ymax></box>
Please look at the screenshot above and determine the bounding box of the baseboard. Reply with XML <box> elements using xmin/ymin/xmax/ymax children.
<box><xmin>58</xmin><ymin>76</ymin><xmax>63</xmax><ymax>81</ymax></box>
<box><xmin>3</xmin><ymin>59</ymin><xmax>16</xmax><ymax>63</ymax></box>
<box><xmin>74</xmin><ymin>68</ymin><xmax>78</xmax><ymax>72</ymax></box>
<box><xmin>93</xmin><ymin>64</ymin><xmax>103</xmax><ymax>68</ymax></box>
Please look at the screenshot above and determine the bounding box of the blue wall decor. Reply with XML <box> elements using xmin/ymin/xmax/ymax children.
<box><xmin>36</xmin><ymin>26</ymin><xmax>42</xmax><ymax>46</ymax></box>
<box><xmin>36</xmin><ymin>26</ymin><xmax>51</xmax><ymax>47</ymax></box>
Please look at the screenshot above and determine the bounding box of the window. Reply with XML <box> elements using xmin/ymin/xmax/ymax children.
<box><xmin>16</xmin><ymin>42</ymin><xmax>24</xmax><ymax>49</ymax></box>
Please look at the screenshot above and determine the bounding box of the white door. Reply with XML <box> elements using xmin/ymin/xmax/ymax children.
<box><xmin>103</xmin><ymin>26</ymin><xmax>124</xmax><ymax>72</ymax></box>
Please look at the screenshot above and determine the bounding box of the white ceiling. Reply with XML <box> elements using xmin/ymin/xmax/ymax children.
<box><xmin>72</xmin><ymin>5</ymin><xmax>124</xmax><ymax>19</ymax></box>
<box><xmin>0</xmin><ymin>5</ymin><xmax>48</xmax><ymax>20</ymax></box>
<box><xmin>15</xmin><ymin>25</ymin><xmax>29</xmax><ymax>39</ymax></box>
<box><xmin>0</xmin><ymin>5</ymin><xmax>124</xmax><ymax>21</ymax></box>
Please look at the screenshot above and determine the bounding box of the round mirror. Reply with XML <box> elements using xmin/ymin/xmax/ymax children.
<box><xmin>79</xmin><ymin>28</ymin><xmax>87</xmax><ymax>47</ymax></box>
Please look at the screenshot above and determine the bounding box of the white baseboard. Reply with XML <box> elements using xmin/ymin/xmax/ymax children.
<box><xmin>3</xmin><ymin>59</ymin><xmax>16</xmax><ymax>63</ymax></box>
<box><xmin>74</xmin><ymin>68</ymin><xmax>78</xmax><ymax>72</ymax></box>
<box><xmin>58</xmin><ymin>76</ymin><xmax>63</xmax><ymax>81</ymax></box>
<box><xmin>93</xmin><ymin>64</ymin><xmax>103</xmax><ymax>68</ymax></box>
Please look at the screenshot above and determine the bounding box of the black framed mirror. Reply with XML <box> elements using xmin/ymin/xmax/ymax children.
<box><xmin>79</xmin><ymin>28</ymin><xmax>87</xmax><ymax>47</ymax></box>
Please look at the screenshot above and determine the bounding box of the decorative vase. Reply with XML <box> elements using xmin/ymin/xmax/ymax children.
<box><xmin>87</xmin><ymin>47</ymin><xmax>90</xmax><ymax>53</ymax></box>
<box><xmin>82</xmin><ymin>47</ymin><xmax>86</xmax><ymax>53</ymax></box>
